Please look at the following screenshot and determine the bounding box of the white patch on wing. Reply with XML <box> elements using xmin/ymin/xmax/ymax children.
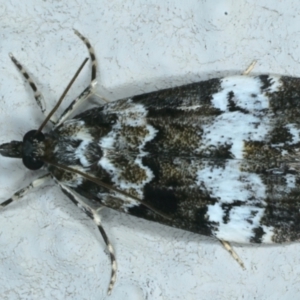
<box><xmin>285</xmin><ymin>174</ymin><xmax>296</xmax><ymax>189</ymax></box>
<box><xmin>197</xmin><ymin>160</ymin><xmax>274</xmax><ymax>243</ymax></box>
<box><xmin>197</xmin><ymin>160</ymin><xmax>266</xmax><ymax>203</ymax></box>
<box><xmin>207</xmin><ymin>203</ymin><xmax>274</xmax><ymax>243</ymax></box>
<box><xmin>98</xmin><ymin>156</ymin><xmax>154</xmax><ymax>200</ymax></box>
<box><xmin>196</xmin><ymin>76</ymin><xmax>283</xmax><ymax>159</ymax></box>
<box><xmin>98</xmin><ymin>101</ymin><xmax>157</xmax><ymax>202</ymax></box>
<box><xmin>99</xmin><ymin>100</ymin><xmax>158</xmax><ymax>151</ymax></box>
<box><xmin>212</xmin><ymin>76</ymin><xmax>267</xmax><ymax>111</ymax></box>
<box><xmin>261</xmin><ymin>226</ymin><xmax>275</xmax><ymax>243</ymax></box>
<box><xmin>59</xmin><ymin>119</ymin><xmax>94</xmax><ymax>141</ymax></box>
<box><xmin>119</xmin><ymin>102</ymin><xmax>148</xmax><ymax>127</ymax></box>
<box><xmin>74</xmin><ymin>140</ymin><xmax>90</xmax><ymax>167</ymax></box>
<box><xmin>199</xmin><ymin>111</ymin><xmax>270</xmax><ymax>159</ymax></box>
<box><xmin>98</xmin><ymin>156</ymin><xmax>118</xmax><ymax>176</ymax></box>
<box><xmin>74</xmin><ymin>127</ymin><xmax>94</xmax><ymax>141</ymax></box>
<box><xmin>99</xmin><ymin>130</ymin><xmax>117</xmax><ymax>149</ymax></box>
<box><xmin>211</xmin><ymin>75</ymin><xmax>282</xmax><ymax>112</ymax></box>
<box><xmin>285</xmin><ymin>123</ymin><xmax>300</xmax><ymax>144</ymax></box>
<box><xmin>265</xmin><ymin>76</ymin><xmax>282</xmax><ymax>92</ymax></box>
<box><xmin>106</xmin><ymin>99</ymin><xmax>148</xmax><ymax>126</ymax></box>
<box><xmin>179</xmin><ymin>105</ymin><xmax>202</xmax><ymax>110</ymax></box>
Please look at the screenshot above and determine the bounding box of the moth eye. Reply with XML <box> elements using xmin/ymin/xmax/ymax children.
<box><xmin>22</xmin><ymin>130</ymin><xmax>45</xmax><ymax>170</ymax></box>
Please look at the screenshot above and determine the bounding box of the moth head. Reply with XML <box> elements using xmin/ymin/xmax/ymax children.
<box><xmin>0</xmin><ymin>130</ymin><xmax>45</xmax><ymax>170</ymax></box>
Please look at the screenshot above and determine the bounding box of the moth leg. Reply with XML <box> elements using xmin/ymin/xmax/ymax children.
<box><xmin>57</xmin><ymin>182</ymin><xmax>117</xmax><ymax>295</ymax></box>
<box><xmin>8</xmin><ymin>54</ymin><xmax>56</xmax><ymax>124</ymax></box>
<box><xmin>219</xmin><ymin>240</ymin><xmax>245</xmax><ymax>269</ymax></box>
<box><xmin>0</xmin><ymin>174</ymin><xmax>51</xmax><ymax>207</ymax></box>
<box><xmin>94</xmin><ymin>92</ymin><xmax>111</xmax><ymax>103</ymax></box>
<box><xmin>242</xmin><ymin>60</ymin><xmax>257</xmax><ymax>75</ymax></box>
<box><xmin>55</xmin><ymin>30</ymin><xmax>97</xmax><ymax>127</ymax></box>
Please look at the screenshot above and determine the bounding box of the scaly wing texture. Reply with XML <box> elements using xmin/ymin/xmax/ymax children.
<box><xmin>47</xmin><ymin>75</ymin><xmax>300</xmax><ymax>244</ymax></box>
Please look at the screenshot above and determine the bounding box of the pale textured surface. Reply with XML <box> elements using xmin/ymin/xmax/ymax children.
<box><xmin>1</xmin><ymin>1</ymin><xmax>300</xmax><ymax>299</ymax></box>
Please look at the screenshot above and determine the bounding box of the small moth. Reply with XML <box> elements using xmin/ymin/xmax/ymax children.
<box><xmin>1</xmin><ymin>31</ymin><xmax>300</xmax><ymax>294</ymax></box>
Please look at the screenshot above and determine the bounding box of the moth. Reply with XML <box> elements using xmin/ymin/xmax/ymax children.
<box><xmin>1</xmin><ymin>31</ymin><xmax>300</xmax><ymax>295</ymax></box>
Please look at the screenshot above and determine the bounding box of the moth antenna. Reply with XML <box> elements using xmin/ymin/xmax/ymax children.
<box><xmin>9</xmin><ymin>53</ymin><xmax>48</xmax><ymax>117</ymax></box>
<box><xmin>35</xmin><ymin>57</ymin><xmax>89</xmax><ymax>134</ymax></box>
<box><xmin>44</xmin><ymin>159</ymin><xmax>172</xmax><ymax>221</ymax></box>
<box><xmin>73</xmin><ymin>29</ymin><xmax>97</xmax><ymax>82</ymax></box>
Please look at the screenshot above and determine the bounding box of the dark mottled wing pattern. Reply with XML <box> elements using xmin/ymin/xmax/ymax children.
<box><xmin>43</xmin><ymin>75</ymin><xmax>300</xmax><ymax>244</ymax></box>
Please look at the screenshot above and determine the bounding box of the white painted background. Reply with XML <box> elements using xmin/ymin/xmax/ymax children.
<box><xmin>0</xmin><ymin>1</ymin><xmax>300</xmax><ymax>299</ymax></box>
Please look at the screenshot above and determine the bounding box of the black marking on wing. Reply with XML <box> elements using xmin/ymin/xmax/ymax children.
<box><xmin>132</xmin><ymin>78</ymin><xmax>222</xmax><ymax>108</ymax></box>
<box><xmin>227</xmin><ymin>91</ymin><xmax>249</xmax><ymax>114</ymax></box>
<box><xmin>250</xmin><ymin>227</ymin><xmax>265</xmax><ymax>243</ymax></box>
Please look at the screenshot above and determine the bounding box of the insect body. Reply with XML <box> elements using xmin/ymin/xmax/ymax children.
<box><xmin>1</xmin><ymin>31</ymin><xmax>300</xmax><ymax>294</ymax></box>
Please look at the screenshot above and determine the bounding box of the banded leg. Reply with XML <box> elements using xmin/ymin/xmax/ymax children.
<box><xmin>55</xmin><ymin>30</ymin><xmax>98</xmax><ymax>127</ymax></box>
<box><xmin>9</xmin><ymin>54</ymin><xmax>57</xmax><ymax>124</ymax></box>
<box><xmin>0</xmin><ymin>174</ymin><xmax>51</xmax><ymax>207</ymax></box>
<box><xmin>219</xmin><ymin>240</ymin><xmax>245</xmax><ymax>269</ymax></box>
<box><xmin>57</xmin><ymin>181</ymin><xmax>117</xmax><ymax>295</ymax></box>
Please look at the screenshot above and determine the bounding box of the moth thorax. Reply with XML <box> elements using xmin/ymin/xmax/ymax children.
<box><xmin>22</xmin><ymin>130</ymin><xmax>45</xmax><ymax>170</ymax></box>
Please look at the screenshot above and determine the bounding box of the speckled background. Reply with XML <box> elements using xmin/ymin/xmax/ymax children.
<box><xmin>0</xmin><ymin>1</ymin><xmax>299</xmax><ymax>299</ymax></box>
